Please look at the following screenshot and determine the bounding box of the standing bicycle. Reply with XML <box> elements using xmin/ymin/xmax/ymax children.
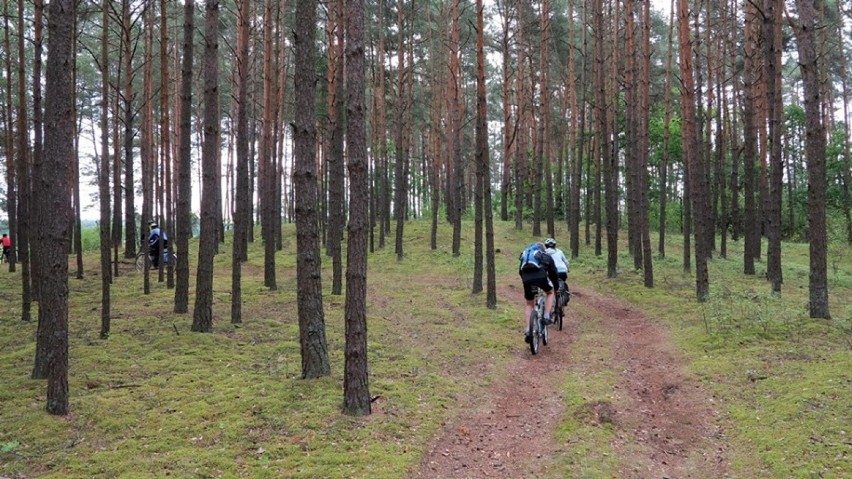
<box><xmin>518</xmin><ymin>241</ymin><xmax>559</xmax><ymax>350</ymax></box>
<box><xmin>544</xmin><ymin>238</ymin><xmax>570</xmax><ymax>330</ymax></box>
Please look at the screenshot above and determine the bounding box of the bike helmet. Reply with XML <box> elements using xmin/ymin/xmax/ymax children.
<box><xmin>149</xmin><ymin>222</ymin><xmax>158</xmax><ymax>231</ymax></box>
<box><xmin>544</xmin><ymin>238</ymin><xmax>556</xmax><ymax>248</ymax></box>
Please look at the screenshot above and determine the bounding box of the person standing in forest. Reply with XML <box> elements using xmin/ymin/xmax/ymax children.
<box><xmin>518</xmin><ymin>242</ymin><xmax>558</xmax><ymax>343</ymax></box>
<box><xmin>1</xmin><ymin>234</ymin><xmax>11</xmax><ymax>263</ymax></box>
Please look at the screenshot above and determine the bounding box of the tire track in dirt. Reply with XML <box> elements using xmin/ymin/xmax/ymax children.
<box><xmin>408</xmin><ymin>285</ymin><xmax>728</xmax><ymax>479</ymax></box>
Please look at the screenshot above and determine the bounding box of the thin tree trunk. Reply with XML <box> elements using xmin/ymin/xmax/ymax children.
<box><xmin>174</xmin><ymin>0</ymin><xmax>194</xmax><ymax>314</ymax></box>
<box><xmin>763</xmin><ymin>0</ymin><xmax>783</xmax><ymax>293</ymax></box>
<box><xmin>16</xmin><ymin>0</ymin><xmax>32</xmax><ymax>322</ymax></box>
<box><xmin>231</xmin><ymin>0</ymin><xmax>251</xmax><ymax>325</ymax></box>
<box><xmin>122</xmin><ymin>0</ymin><xmax>137</xmax><ymax>259</ymax></box>
<box><xmin>678</xmin><ymin>0</ymin><xmax>709</xmax><ymax>301</ymax></box>
<box><xmin>326</xmin><ymin>0</ymin><xmax>345</xmax><ymax>294</ymax></box>
<box><xmin>2</xmin><ymin>0</ymin><xmax>16</xmax><ymax>274</ymax></box>
<box><xmin>99</xmin><ymin>0</ymin><xmax>112</xmax><ymax>339</ymax></box>
<box><xmin>260</xmin><ymin>0</ymin><xmax>277</xmax><ymax>290</ymax></box>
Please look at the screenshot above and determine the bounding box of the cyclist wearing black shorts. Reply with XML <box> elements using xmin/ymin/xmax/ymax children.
<box><xmin>519</xmin><ymin>242</ymin><xmax>559</xmax><ymax>343</ymax></box>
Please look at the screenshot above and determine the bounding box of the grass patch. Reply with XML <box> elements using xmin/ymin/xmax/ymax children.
<box><xmin>1</xmin><ymin>219</ymin><xmax>850</xmax><ymax>478</ymax></box>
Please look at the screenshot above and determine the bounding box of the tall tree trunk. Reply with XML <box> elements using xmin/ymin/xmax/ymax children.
<box><xmin>39</xmin><ymin>0</ymin><xmax>75</xmax><ymax>416</ymax></box>
<box><xmin>326</xmin><ymin>0</ymin><xmax>345</xmax><ymax>295</ymax></box>
<box><xmin>231</xmin><ymin>0</ymin><xmax>251</xmax><ymax>325</ymax></box>
<box><xmin>639</xmin><ymin>0</ymin><xmax>653</xmax><ymax>287</ymax></box>
<box><xmin>763</xmin><ymin>0</ymin><xmax>783</xmax><ymax>294</ymax></box>
<box><xmin>678</xmin><ymin>0</ymin><xmax>709</xmax><ymax>301</ymax></box>
<box><xmin>476</xmin><ymin>0</ymin><xmax>496</xmax><ymax>308</ymax></box>
<box><xmin>499</xmin><ymin>0</ymin><xmax>514</xmax><ymax>222</ymax></box>
<box><xmin>161</xmin><ymin>0</ymin><xmax>175</xmax><ymax>288</ymax></box>
<box><xmin>659</xmin><ymin>0</ymin><xmax>675</xmax><ymax>258</ymax></box>
<box><xmin>99</xmin><ymin>0</ymin><xmax>112</xmax><ymax>339</ymax></box>
<box><xmin>2</xmin><ymin>0</ymin><xmax>16</xmax><ymax>273</ymax></box>
<box><xmin>393</xmin><ymin>1</ymin><xmax>409</xmax><ymax>261</ymax></box>
<box><xmin>141</xmin><ymin>5</ymin><xmax>155</xmax><ymax>292</ymax></box>
<box><xmin>260</xmin><ymin>0</ymin><xmax>277</xmax><ymax>290</ymax></box>
<box><xmin>294</xmin><ymin>0</ymin><xmax>331</xmax><ymax>379</ymax></box>
<box><xmin>192</xmin><ymin>0</ymin><xmax>219</xmax><ymax>333</ymax></box>
<box><xmin>449</xmin><ymin>0</ymin><xmax>462</xmax><ymax>256</ymax></box>
<box><xmin>792</xmin><ymin>0</ymin><xmax>830</xmax><ymax>318</ymax></box>
<box><xmin>742</xmin><ymin>0</ymin><xmax>759</xmax><ymax>275</ymax></box>
<box><xmin>174</xmin><ymin>0</ymin><xmax>194</xmax><ymax>314</ymax></box>
<box><xmin>16</xmin><ymin>0</ymin><xmax>32</xmax><ymax>322</ymax></box>
<box><xmin>122</xmin><ymin>0</ymin><xmax>137</xmax><ymax>259</ymax></box>
<box><xmin>30</xmin><ymin>0</ymin><xmax>43</xmax><ymax>301</ymax></box>
<box><xmin>594</xmin><ymin>0</ymin><xmax>616</xmax><ymax>277</ymax></box>
<box><xmin>343</xmin><ymin>0</ymin><xmax>371</xmax><ymax>416</ymax></box>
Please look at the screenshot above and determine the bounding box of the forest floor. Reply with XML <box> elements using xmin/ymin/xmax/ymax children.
<box><xmin>409</xmin><ymin>284</ymin><xmax>728</xmax><ymax>479</ymax></box>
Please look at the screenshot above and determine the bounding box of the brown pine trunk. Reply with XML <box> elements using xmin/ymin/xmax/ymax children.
<box><xmin>191</xmin><ymin>0</ymin><xmax>219</xmax><ymax>333</ymax></box>
<box><xmin>742</xmin><ymin>1</ymin><xmax>759</xmax><ymax>275</ymax></box>
<box><xmin>30</xmin><ymin>0</ymin><xmax>43</xmax><ymax>301</ymax></box>
<box><xmin>16</xmin><ymin>0</ymin><xmax>32</xmax><ymax>322</ymax></box>
<box><xmin>326</xmin><ymin>0</ymin><xmax>345</xmax><ymax>294</ymax></box>
<box><xmin>659</xmin><ymin>0</ymin><xmax>675</xmax><ymax>259</ymax></box>
<box><xmin>260</xmin><ymin>0</ymin><xmax>277</xmax><ymax>290</ymax></box>
<box><xmin>678</xmin><ymin>0</ymin><xmax>709</xmax><ymax>301</ymax></box>
<box><xmin>99</xmin><ymin>0</ymin><xmax>112</xmax><ymax>339</ymax></box>
<box><xmin>2</xmin><ymin>0</ymin><xmax>16</xmax><ymax>274</ymax></box>
<box><xmin>231</xmin><ymin>0</ymin><xmax>251</xmax><ymax>325</ymax></box>
<box><xmin>122</xmin><ymin>0</ymin><xmax>137</xmax><ymax>259</ymax></box>
<box><xmin>639</xmin><ymin>0</ymin><xmax>653</xmax><ymax>288</ymax></box>
<box><xmin>160</xmin><ymin>0</ymin><xmax>174</xmax><ymax>288</ymax></box>
<box><xmin>40</xmin><ymin>0</ymin><xmax>75</xmax><ymax>416</ymax></box>
<box><xmin>174</xmin><ymin>0</ymin><xmax>194</xmax><ymax>314</ymax></box>
<box><xmin>294</xmin><ymin>0</ymin><xmax>330</xmax><ymax>379</ymax></box>
<box><xmin>476</xmin><ymin>0</ymin><xmax>496</xmax><ymax>308</ymax></box>
<box><xmin>793</xmin><ymin>0</ymin><xmax>830</xmax><ymax>318</ymax></box>
<box><xmin>763</xmin><ymin>0</ymin><xmax>783</xmax><ymax>293</ymax></box>
<box><xmin>343</xmin><ymin>0</ymin><xmax>371</xmax><ymax>416</ymax></box>
<box><xmin>449</xmin><ymin>0</ymin><xmax>462</xmax><ymax>256</ymax></box>
<box><xmin>393</xmin><ymin>1</ymin><xmax>409</xmax><ymax>260</ymax></box>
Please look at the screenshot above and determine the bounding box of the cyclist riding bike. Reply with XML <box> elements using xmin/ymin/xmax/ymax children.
<box><xmin>544</xmin><ymin>238</ymin><xmax>570</xmax><ymax>301</ymax></box>
<box><xmin>518</xmin><ymin>242</ymin><xmax>559</xmax><ymax>343</ymax></box>
<box><xmin>146</xmin><ymin>222</ymin><xmax>169</xmax><ymax>268</ymax></box>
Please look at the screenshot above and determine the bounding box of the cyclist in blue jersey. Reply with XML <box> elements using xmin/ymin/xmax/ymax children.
<box><xmin>518</xmin><ymin>242</ymin><xmax>559</xmax><ymax>343</ymax></box>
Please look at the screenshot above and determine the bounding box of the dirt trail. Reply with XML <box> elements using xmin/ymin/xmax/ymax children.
<box><xmin>408</xmin><ymin>286</ymin><xmax>728</xmax><ymax>479</ymax></box>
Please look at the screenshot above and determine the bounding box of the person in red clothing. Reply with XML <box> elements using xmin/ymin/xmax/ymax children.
<box><xmin>1</xmin><ymin>234</ymin><xmax>11</xmax><ymax>263</ymax></box>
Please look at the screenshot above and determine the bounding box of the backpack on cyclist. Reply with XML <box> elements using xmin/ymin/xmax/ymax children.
<box><xmin>519</xmin><ymin>243</ymin><xmax>544</xmax><ymax>272</ymax></box>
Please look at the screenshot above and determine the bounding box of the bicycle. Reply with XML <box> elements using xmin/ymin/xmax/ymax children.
<box><xmin>528</xmin><ymin>286</ymin><xmax>550</xmax><ymax>355</ymax></box>
<box><xmin>553</xmin><ymin>279</ymin><xmax>570</xmax><ymax>331</ymax></box>
<box><xmin>135</xmin><ymin>249</ymin><xmax>176</xmax><ymax>272</ymax></box>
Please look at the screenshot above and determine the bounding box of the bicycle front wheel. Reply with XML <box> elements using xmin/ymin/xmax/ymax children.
<box><xmin>529</xmin><ymin>310</ymin><xmax>540</xmax><ymax>355</ymax></box>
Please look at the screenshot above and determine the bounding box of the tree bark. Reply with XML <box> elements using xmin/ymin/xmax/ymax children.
<box><xmin>174</xmin><ymin>0</ymin><xmax>194</xmax><ymax>314</ymax></box>
<box><xmin>39</xmin><ymin>0</ymin><xmax>75</xmax><ymax>415</ymax></box>
<box><xmin>231</xmin><ymin>0</ymin><xmax>251</xmax><ymax>325</ymax></box>
<box><xmin>678</xmin><ymin>0</ymin><xmax>709</xmax><ymax>301</ymax></box>
<box><xmin>192</xmin><ymin>0</ymin><xmax>220</xmax><ymax>333</ymax></box>
<box><xmin>99</xmin><ymin>0</ymin><xmax>112</xmax><ymax>339</ymax></box>
<box><xmin>294</xmin><ymin>0</ymin><xmax>331</xmax><ymax>379</ymax></box>
<box><xmin>343</xmin><ymin>0</ymin><xmax>371</xmax><ymax>416</ymax></box>
<box><xmin>792</xmin><ymin>0</ymin><xmax>830</xmax><ymax>318</ymax></box>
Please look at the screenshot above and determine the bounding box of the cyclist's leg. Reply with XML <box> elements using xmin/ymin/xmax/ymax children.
<box><xmin>542</xmin><ymin>277</ymin><xmax>555</xmax><ymax>322</ymax></box>
<box><xmin>521</xmin><ymin>276</ymin><xmax>537</xmax><ymax>339</ymax></box>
